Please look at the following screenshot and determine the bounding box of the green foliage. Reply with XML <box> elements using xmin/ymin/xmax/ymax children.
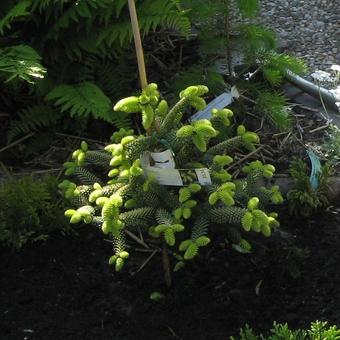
<box><xmin>0</xmin><ymin>175</ymin><xmax>68</xmax><ymax>250</ymax></box>
<box><xmin>0</xmin><ymin>45</ymin><xmax>46</xmax><ymax>83</ymax></box>
<box><xmin>236</xmin><ymin>0</ymin><xmax>259</xmax><ymax>18</ymax></box>
<box><xmin>61</xmin><ymin>84</ymin><xmax>282</xmax><ymax>278</ymax></box>
<box><xmin>231</xmin><ymin>321</ymin><xmax>340</xmax><ymax>340</ymax></box>
<box><xmin>7</xmin><ymin>103</ymin><xmax>62</xmax><ymax>142</ymax></box>
<box><xmin>254</xmin><ymin>49</ymin><xmax>308</xmax><ymax>87</ymax></box>
<box><xmin>323</xmin><ymin>124</ymin><xmax>340</xmax><ymax>163</ymax></box>
<box><xmin>287</xmin><ymin>158</ymin><xmax>332</xmax><ymax>217</ymax></box>
<box><xmin>240</xmin><ymin>25</ymin><xmax>277</xmax><ymax>55</ymax></box>
<box><xmin>256</xmin><ymin>91</ymin><xmax>292</xmax><ymax>130</ymax></box>
<box><xmin>0</xmin><ymin>1</ymin><xmax>31</xmax><ymax>34</ymax></box>
<box><xmin>46</xmin><ymin>82</ymin><xmax>113</xmax><ymax>121</ymax></box>
<box><xmin>0</xmin><ymin>0</ymin><xmax>191</xmax><ymax>145</ymax></box>
<box><xmin>180</xmin><ymin>0</ymin><xmax>306</xmax><ymax>131</ymax></box>
<box><xmin>168</xmin><ymin>65</ymin><xmax>225</xmax><ymax>96</ymax></box>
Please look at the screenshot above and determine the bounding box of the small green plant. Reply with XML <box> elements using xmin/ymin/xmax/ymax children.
<box><xmin>0</xmin><ymin>175</ymin><xmax>68</xmax><ymax>250</ymax></box>
<box><xmin>287</xmin><ymin>158</ymin><xmax>332</xmax><ymax>217</ymax></box>
<box><xmin>231</xmin><ymin>321</ymin><xmax>340</xmax><ymax>339</ymax></box>
<box><xmin>60</xmin><ymin>84</ymin><xmax>283</xmax><ymax>285</ymax></box>
<box><xmin>323</xmin><ymin>124</ymin><xmax>340</xmax><ymax>164</ymax></box>
<box><xmin>181</xmin><ymin>0</ymin><xmax>306</xmax><ymax>131</ymax></box>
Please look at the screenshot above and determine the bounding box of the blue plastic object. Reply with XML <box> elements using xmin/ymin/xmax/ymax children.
<box><xmin>307</xmin><ymin>150</ymin><xmax>321</xmax><ymax>189</ymax></box>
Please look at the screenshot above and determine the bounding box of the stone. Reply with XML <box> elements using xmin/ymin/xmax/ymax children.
<box><xmin>230</xmin><ymin>0</ymin><xmax>339</xmax><ymax>75</ymax></box>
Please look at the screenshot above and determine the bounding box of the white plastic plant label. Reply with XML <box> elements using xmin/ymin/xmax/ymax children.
<box><xmin>189</xmin><ymin>89</ymin><xmax>237</xmax><ymax>122</ymax></box>
<box><xmin>140</xmin><ymin>152</ymin><xmax>212</xmax><ymax>186</ymax></box>
<box><xmin>150</xmin><ymin>149</ymin><xmax>176</xmax><ymax>169</ymax></box>
<box><xmin>231</xmin><ymin>85</ymin><xmax>240</xmax><ymax>99</ymax></box>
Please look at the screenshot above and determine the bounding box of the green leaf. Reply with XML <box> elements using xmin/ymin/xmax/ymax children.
<box><xmin>0</xmin><ymin>1</ymin><xmax>32</xmax><ymax>35</ymax></box>
<box><xmin>46</xmin><ymin>82</ymin><xmax>112</xmax><ymax>122</ymax></box>
<box><xmin>150</xmin><ymin>291</ymin><xmax>165</xmax><ymax>301</ymax></box>
<box><xmin>0</xmin><ymin>45</ymin><xmax>46</xmax><ymax>83</ymax></box>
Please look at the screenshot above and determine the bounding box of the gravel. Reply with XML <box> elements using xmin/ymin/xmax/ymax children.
<box><xmin>233</xmin><ymin>0</ymin><xmax>340</xmax><ymax>74</ymax></box>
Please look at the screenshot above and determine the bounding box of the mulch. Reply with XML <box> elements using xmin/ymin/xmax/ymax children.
<box><xmin>1</xmin><ymin>204</ymin><xmax>340</xmax><ymax>340</ymax></box>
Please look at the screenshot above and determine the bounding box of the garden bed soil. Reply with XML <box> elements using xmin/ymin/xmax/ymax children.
<box><xmin>1</xmin><ymin>205</ymin><xmax>340</xmax><ymax>340</ymax></box>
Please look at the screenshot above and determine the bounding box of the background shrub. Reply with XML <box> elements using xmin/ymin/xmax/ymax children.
<box><xmin>231</xmin><ymin>321</ymin><xmax>340</xmax><ymax>340</ymax></box>
<box><xmin>0</xmin><ymin>175</ymin><xmax>68</xmax><ymax>250</ymax></box>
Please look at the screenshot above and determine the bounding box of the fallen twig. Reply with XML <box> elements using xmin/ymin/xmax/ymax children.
<box><xmin>125</xmin><ymin>229</ymin><xmax>150</xmax><ymax>249</ymax></box>
<box><xmin>279</xmin><ymin>131</ymin><xmax>292</xmax><ymax>150</ymax></box>
<box><xmin>135</xmin><ymin>248</ymin><xmax>161</xmax><ymax>253</ymax></box>
<box><xmin>309</xmin><ymin>123</ymin><xmax>330</xmax><ymax>133</ymax></box>
<box><xmin>273</xmin><ymin>131</ymin><xmax>289</xmax><ymax>138</ymax></box>
<box><xmin>227</xmin><ymin>145</ymin><xmax>265</xmax><ymax>171</ymax></box>
<box><xmin>56</xmin><ymin>132</ymin><xmax>105</xmax><ymax>145</ymax></box>
<box><xmin>255</xmin><ymin>118</ymin><xmax>264</xmax><ymax>132</ymax></box>
<box><xmin>136</xmin><ymin>249</ymin><xmax>158</xmax><ymax>273</ymax></box>
<box><xmin>0</xmin><ymin>132</ymin><xmax>35</xmax><ymax>154</ymax></box>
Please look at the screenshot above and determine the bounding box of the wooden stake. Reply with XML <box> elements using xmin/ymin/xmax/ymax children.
<box><xmin>128</xmin><ymin>0</ymin><xmax>148</xmax><ymax>89</ymax></box>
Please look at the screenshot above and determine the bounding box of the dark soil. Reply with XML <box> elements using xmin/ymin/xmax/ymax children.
<box><xmin>1</xmin><ymin>206</ymin><xmax>340</xmax><ymax>340</ymax></box>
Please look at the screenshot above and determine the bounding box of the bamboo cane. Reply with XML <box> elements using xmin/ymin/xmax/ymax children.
<box><xmin>127</xmin><ymin>0</ymin><xmax>171</xmax><ymax>286</ymax></box>
<box><xmin>127</xmin><ymin>0</ymin><xmax>148</xmax><ymax>89</ymax></box>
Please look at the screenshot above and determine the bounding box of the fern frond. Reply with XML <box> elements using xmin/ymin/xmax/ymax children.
<box><xmin>45</xmin><ymin>82</ymin><xmax>113</xmax><ymax>122</ymax></box>
<box><xmin>0</xmin><ymin>1</ymin><xmax>32</xmax><ymax>35</ymax></box>
<box><xmin>0</xmin><ymin>45</ymin><xmax>46</xmax><ymax>83</ymax></box>
<box><xmin>31</xmin><ymin>0</ymin><xmax>63</xmax><ymax>12</ymax></box>
<box><xmin>94</xmin><ymin>57</ymin><xmax>135</xmax><ymax>97</ymax></box>
<box><xmin>97</xmin><ymin>0</ymin><xmax>190</xmax><ymax>48</ymax></box>
<box><xmin>7</xmin><ymin>103</ymin><xmax>61</xmax><ymax>142</ymax></box>
<box><xmin>45</xmin><ymin>0</ymin><xmax>112</xmax><ymax>40</ymax></box>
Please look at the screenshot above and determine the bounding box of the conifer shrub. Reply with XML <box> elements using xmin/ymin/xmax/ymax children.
<box><xmin>60</xmin><ymin>84</ymin><xmax>283</xmax><ymax>283</ymax></box>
